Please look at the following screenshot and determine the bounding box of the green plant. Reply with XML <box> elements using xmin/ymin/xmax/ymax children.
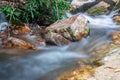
<box><xmin>0</xmin><ymin>5</ymin><xmax>22</xmax><ymax>24</ymax></box>
<box><xmin>0</xmin><ymin>0</ymin><xmax>72</xmax><ymax>25</ymax></box>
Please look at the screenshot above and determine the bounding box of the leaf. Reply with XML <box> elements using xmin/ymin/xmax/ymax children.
<box><xmin>14</xmin><ymin>12</ymin><xmax>21</xmax><ymax>17</ymax></box>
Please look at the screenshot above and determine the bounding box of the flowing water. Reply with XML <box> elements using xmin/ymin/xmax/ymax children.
<box><xmin>0</xmin><ymin>11</ymin><xmax>120</xmax><ymax>80</ymax></box>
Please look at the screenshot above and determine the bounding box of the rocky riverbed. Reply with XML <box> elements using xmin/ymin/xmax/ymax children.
<box><xmin>1</xmin><ymin>0</ymin><xmax>120</xmax><ymax>80</ymax></box>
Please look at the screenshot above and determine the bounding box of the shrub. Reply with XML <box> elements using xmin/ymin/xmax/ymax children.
<box><xmin>0</xmin><ymin>0</ymin><xmax>72</xmax><ymax>25</ymax></box>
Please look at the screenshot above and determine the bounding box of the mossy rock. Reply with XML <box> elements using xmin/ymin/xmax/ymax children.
<box><xmin>87</xmin><ymin>7</ymin><xmax>108</xmax><ymax>15</ymax></box>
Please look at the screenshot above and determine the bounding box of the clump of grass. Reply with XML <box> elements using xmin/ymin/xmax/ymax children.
<box><xmin>0</xmin><ymin>0</ymin><xmax>72</xmax><ymax>26</ymax></box>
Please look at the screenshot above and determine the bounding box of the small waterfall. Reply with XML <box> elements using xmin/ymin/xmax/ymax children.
<box><xmin>0</xmin><ymin>13</ymin><xmax>9</xmax><ymax>31</ymax></box>
<box><xmin>66</xmin><ymin>10</ymin><xmax>120</xmax><ymax>28</ymax></box>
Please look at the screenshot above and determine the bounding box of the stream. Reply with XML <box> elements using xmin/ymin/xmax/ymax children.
<box><xmin>0</xmin><ymin>11</ymin><xmax>120</xmax><ymax>80</ymax></box>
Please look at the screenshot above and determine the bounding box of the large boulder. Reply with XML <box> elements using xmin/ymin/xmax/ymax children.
<box><xmin>45</xmin><ymin>14</ymin><xmax>89</xmax><ymax>46</ymax></box>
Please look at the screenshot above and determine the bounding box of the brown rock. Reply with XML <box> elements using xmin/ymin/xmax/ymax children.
<box><xmin>87</xmin><ymin>48</ymin><xmax>120</xmax><ymax>80</ymax></box>
<box><xmin>11</xmin><ymin>23</ymin><xmax>46</xmax><ymax>48</ymax></box>
<box><xmin>2</xmin><ymin>37</ymin><xmax>35</xmax><ymax>49</ymax></box>
<box><xmin>11</xmin><ymin>23</ymin><xmax>31</xmax><ymax>35</ymax></box>
<box><xmin>23</xmin><ymin>34</ymin><xmax>46</xmax><ymax>48</ymax></box>
<box><xmin>45</xmin><ymin>14</ymin><xmax>89</xmax><ymax>46</ymax></box>
<box><xmin>57</xmin><ymin>65</ymin><xmax>95</xmax><ymax>80</ymax></box>
<box><xmin>71</xmin><ymin>0</ymin><xmax>96</xmax><ymax>8</ymax></box>
<box><xmin>87</xmin><ymin>1</ymin><xmax>110</xmax><ymax>15</ymax></box>
<box><xmin>114</xmin><ymin>16</ymin><xmax>120</xmax><ymax>24</ymax></box>
<box><xmin>45</xmin><ymin>32</ymin><xmax>70</xmax><ymax>46</ymax></box>
<box><xmin>110</xmin><ymin>32</ymin><xmax>120</xmax><ymax>44</ymax></box>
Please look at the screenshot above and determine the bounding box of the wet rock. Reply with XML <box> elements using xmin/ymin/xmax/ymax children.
<box><xmin>24</xmin><ymin>34</ymin><xmax>46</xmax><ymax>48</ymax></box>
<box><xmin>10</xmin><ymin>23</ymin><xmax>46</xmax><ymax>48</ymax></box>
<box><xmin>71</xmin><ymin>0</ymin><xmax>116</xmax><ymax>14</ymax></box>
<box><xmin>71</xmin><ymin>0</ymin><xmax>96</xmax><ymax>9</ymax></box>
<box><xmin>11</xmin><ymin>23</ymin><xmax>31</xmax><ymax>35</ymax></box>
<box><xmin>2</xmin><ymin>37</ymin><xmax>35</xmax><ymax>49</ymax></box>
<box><xmin>57</xmin><ymin>65</ymin><xmax>95</xmax><ymax>80</ymax></box>
<box><xmin>114</xmin><ymin>15</ymin><xmax>120</xmax><ymax>24</ymax></box>
<box><xmin>45</xmin><ymin>32</ymin><xmax>70</xmax><ymax>46</ymax></box>
<box><xmin>111</xmin><ymin>32</ymin><xmax>120</xmax><ymax>44</ymax></box>
<box><xmin>45</xmin><ymin>14</ymin><xmax>89</xmax><ymax>46</ymax></box>
<box><xmin>87</xmin><ymin>48</ymin><xmax>120</xmax><ymax>80</ymax></box>
<box><xmin>87</xmin><ymin>1</ymin><xmax>110</xmax><ymax>15</ymax></box>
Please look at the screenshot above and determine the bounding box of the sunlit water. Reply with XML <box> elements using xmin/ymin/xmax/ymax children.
<box><xmin>0</xmin><ymin>11</ymin><xmax>120</xmax><ymax>80</ymax></box>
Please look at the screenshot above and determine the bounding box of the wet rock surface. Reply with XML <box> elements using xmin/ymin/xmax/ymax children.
<box><xmin>71</xmin><ymin>0</ymin><xmax>118</xmax><ymax>14</ymax></box>
<box><xmin>71</xmin><ymin>0</ymin><xmax>96</xmax><ymax>9</ymax></box>
<box><xmin>2</xmin><ymin>37</ymin><xmax>35</xmax><ymax>49</ymax></box>
<box><xmin>86</xmin><ymin>1</ymin><xmax>110</xmax><ymax>15</ymax></box>
<box><xmin>45</xmin><ymin>14</ymin><xmax>89</xmax><ymax>46</ymax></box>
<box><xmin>87</xmin><ymin>48</ymin><xmax>120</xmax><ymax>80</ymax></box>
<box><xmin>57</xmin><ymin>65</ymin><xmax>95</xmax><ymax>80</ymax></box>
<box><xmin>114</xmin><ymin>15</ymin><xmax>120</xmax><ymax>24</ymax></box>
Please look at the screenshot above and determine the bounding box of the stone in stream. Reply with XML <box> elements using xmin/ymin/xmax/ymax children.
<box><xmin>71</xmin><ymin>0</ymin><xmax>96</xmax><ymax>9</ymax></box>
<box><xmin>71</xmin><ymin>0</ymin><xmax>118</xmax><ymax>14</ymax></box>
<box><xmin>11</xmin><ymin>23</ymin><xmax>31</xmax><ymax>35</ymax></box>
<box><xmin>45</xmin><ymin>14</ymin><xmax>89</xmax><ymax>46</ymax></box>
<box><xmin>10</xmin><ymin>23</ymin><xmax>46</xmax><ymax>49</ymax></box>
<box><xmin>45</xmin><ymin>32</ymin><xmax>71</xmax><ymax>46</ymax></box>
<box><xmin>111</xmin><ymin>32</ymin><xmax>120</xmax><ymax>44</ymax></box>
<box><xmin>114</xmin><ymin>15</ymin><xmax>120</xmax><ymax>24</ymax></box>
<box><xmin>86</xmin><ymin>1</ymin><xmax>110</xmax><ymax>15</ymax></box>
<box><xmin>2</xmin><ymin>37</ymin><xmax>35</xmax><ymax>49</ymax></box>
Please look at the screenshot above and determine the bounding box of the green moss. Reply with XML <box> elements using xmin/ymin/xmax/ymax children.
<box><xmin>87</xmin><ymin>7</ymin><xmax>108</xmax><ymax>15</ymax></box>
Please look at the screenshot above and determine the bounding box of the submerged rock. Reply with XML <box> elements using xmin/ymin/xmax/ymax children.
<box><xmin>45</xmin><ymin>14</ymin><xmax>89</xmax><ymax>46</ymax></box>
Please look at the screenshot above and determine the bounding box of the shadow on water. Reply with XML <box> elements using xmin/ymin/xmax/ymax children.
<box><xmin>0</xmin><ymin>10</ymin><xmax>120</xmax><ymax>80</ymax></box>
